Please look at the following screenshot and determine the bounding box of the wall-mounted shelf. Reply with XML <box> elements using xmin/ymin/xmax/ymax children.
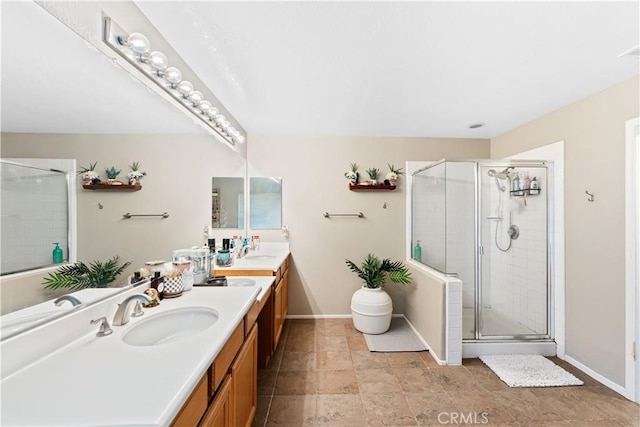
<box><xmin>510</xmin><ymin>188</ymin><xmax>541</xmax><ymax>197</ymax></box>
<box><xmin>83</xmin><ymin>184</ymin><xmax>142</xmax><ymax>191</ymax></box>
<box><xmin>349</xmin><ymin>184</ymin><xmax>396</xmax><ymax>191</ymax></box>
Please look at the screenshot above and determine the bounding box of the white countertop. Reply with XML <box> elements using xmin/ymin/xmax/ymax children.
<box><xmin>214</xmin><ymin>242</ymin><xmax>290</xmax><ymax>272</ymax></box>
<box><xmin>0</xmin><ymin>283</ymin><xmax>267</xmax><ymax>426</ymax></box>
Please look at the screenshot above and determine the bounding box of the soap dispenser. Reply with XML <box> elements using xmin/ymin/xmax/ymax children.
<box><xmin>413</xmin><ymin>240</ymin><xmax>422</xmax><ymax>262</ymax></box>
<box><xmin>52</xmin><ymin>243</ymin><xmax>63</xmax><ymax>264</ymax></box>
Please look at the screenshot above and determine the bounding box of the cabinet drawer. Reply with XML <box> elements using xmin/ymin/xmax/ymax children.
<box><xmin>172</xmin><ymin>373</ymin><xmax>208</xmax><ymax>427</ymax></box>
<box><xmin>212</xmin><ymin>322</ymin><xmax>244</xmax><ymax>394</ymax></box>
<box><xmin>245</xmin><ymin>286</ymin><xmax>271</xmax><ymax>336</ymax></box>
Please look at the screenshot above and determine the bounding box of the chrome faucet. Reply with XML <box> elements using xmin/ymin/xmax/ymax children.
<box><xmin>112</xmin><ymin>294</ymin><xmax>152</xmax><ymax>326</ymax></box>
<box><xmin>237</xmin><ymin>245</ymin><xmax>250</xmax><ymax>258</ymax></box>
<box><xmin>54</xmin><ymin>295</ymin><xmax>82</xmax><ymax>307</ymax></box>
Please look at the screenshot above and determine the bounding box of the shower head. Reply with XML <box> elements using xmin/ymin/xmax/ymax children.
<box><xmin>487</xmin><ymin>169</ymin><xmax>506</xmax><ymax>192</ymax></box>
<box><xmin>488</xmin><ymin>167</ymin><xmax>514</xmax><ymax>180</ymax></box>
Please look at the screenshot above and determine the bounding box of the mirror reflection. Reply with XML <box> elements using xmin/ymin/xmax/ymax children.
<box><xmin>249</xmin><ymin>177</ymin><xmax>282</xmax><ymax>229</ymax></box>
<box><xmin>211</xmin><ymin>177</ymin><xmax>245</xmax><ymax>229</ymax></box>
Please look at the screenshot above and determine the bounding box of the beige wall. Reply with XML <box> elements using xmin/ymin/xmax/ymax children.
<box><xmin>1</xmin><ymin>133</ymin><xmax>245</xmax><ymax>309</ymax></box>
<box><xmin>405</xmin><ymin>266</ymin><xmax>447</xmax><ymax>361</ymax></box>
<box><xmin>491</xmin><ymin>75</ymin><xmax>640</xmax><ymax>387</ymax></box>
<box><xmin>248</xmin><ymin>134</ymin><xmax>489</xmax><ymax>316</ymax></box>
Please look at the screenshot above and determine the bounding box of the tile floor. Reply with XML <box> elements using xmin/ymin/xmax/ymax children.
<box><xmin>252</xmin><ymin>319</ymin><xmax>640</xmax><ymax>426</ymax></box>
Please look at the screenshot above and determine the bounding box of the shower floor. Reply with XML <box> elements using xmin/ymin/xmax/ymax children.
<box><xmin>463</xmin><ymin>307</ymin><xmax>538</xmax><ymax>338</ymax></box>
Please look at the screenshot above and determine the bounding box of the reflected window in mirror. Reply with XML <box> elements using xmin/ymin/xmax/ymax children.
<box><xmin>249</xmin><ymin>177</ymin><xmax>282</xmax><ymax>229</ymax></box>
<box><xmin>212</xmin><ymin>177</ymin><xmax>244</xmax><ymax>228</ymax></box>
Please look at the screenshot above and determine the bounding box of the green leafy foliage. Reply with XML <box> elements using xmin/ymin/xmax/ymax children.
<box><xmin>105</xmin><ymin>166</ymin><xmax>121</xmax><ymax>179</ymax></box>
<box><xmin>43</xmin><ymin>256</ymin><xmax>131</xmax><ymax>290</ymax></box>
<box><xmin>345</xmin><ymin>253</ymin><xmax>411</xmax><ymax>289</ymax></box>
<box><xmin>77</xmin><ymin>161</ymin><xmax>97</xmax><ymax>175</ymax></box>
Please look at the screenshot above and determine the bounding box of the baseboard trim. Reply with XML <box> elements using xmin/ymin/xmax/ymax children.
<box><xmin>401</xmin><ymin>315</ymin><xmax>446</xmax><ymax>366</ymax></box>
<box><xmin>564</xmin><ymin>354</ymin><xmax>627</xmax><ymax>397</ymax></box>
<box><xmin>286</xmin><ymin>314</ymin><xmax>352</xmax><ymax>319</ymax></box>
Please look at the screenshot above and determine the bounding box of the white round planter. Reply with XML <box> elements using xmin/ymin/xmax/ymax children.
<box><xmin>350</xmin><ymin>286</ymin><xmax>393</xmax><ymax>334</ymax></box>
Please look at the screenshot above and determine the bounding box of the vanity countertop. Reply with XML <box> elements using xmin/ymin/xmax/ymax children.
<box><xmin>0</xmin><ymin>281</ymin><xmax>269</xmax><ymax>426</ymax></box>
<box><xmin>214</xmin><ymin>241</ymin><xmax>290</xmax><ymax>272</ymax></box>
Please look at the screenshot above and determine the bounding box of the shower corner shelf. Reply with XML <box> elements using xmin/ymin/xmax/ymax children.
<box><xmin>510</xmin><ymin>188</ymin><xmax>541</xmax><ymax>197</ymax></box>
<box><xmin>349</xmin><ymin>184</ymin><xmax>396</xmax><ymax>191</ymax></box>
<box><xmin>82</xmin><ymin>184</ymin><xmax>142</xmax><ymax>191</ymax></box>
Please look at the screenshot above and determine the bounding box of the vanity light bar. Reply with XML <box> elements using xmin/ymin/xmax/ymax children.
<box><xmin>102</xmin><ymin>17</ymin><xmax>245</xmax><ymax>145</ymax></box>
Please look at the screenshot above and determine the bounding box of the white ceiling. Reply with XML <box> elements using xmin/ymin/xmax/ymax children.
<box><xmin>2</xmin><ymin>1</ymin><xmax>639</xmax><ymax>139</ymax></box>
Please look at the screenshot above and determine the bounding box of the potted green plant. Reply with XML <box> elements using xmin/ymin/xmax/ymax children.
<box><xmin>127</xmin><ymin>161</ymin><xmax>147</xmax><ymax>185</ymax></box>
<box><xmin>366</xmin><ymin>167</ymin><xmax>379</xmax><ymax>185</ymax></box>
<box><xmin>105</xmin><ymin>166</ymin><xmax>121</xmax><ymax>184</ymax></box>
<box><xmin>77</xmin><ymin>162</ymin><xmax>99</xmax><ymax>185</ymax></box>
<box><xmin>43</xmin><ymin>256</ymin><xmax>131</xmax><ymax>290</ymax></box>
<box><xmin>385</xmin><ymin>163</ymin><xmax>404</xmax><ymax>186</ymax></box>
<box><xmin>344</xmin><ymin>162</ymin><xmax>359</xmax><ymax>185</ymax></box>
<box><xmin>345</xmin><ymin>253</ymin><xmax>411</xmax><ymax>334</ymax></box>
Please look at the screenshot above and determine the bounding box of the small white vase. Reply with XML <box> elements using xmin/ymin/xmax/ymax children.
<box><xmin>351</xmin><ymin>285</ymin><xmax>393</xmax><ymax>334</ymax></box>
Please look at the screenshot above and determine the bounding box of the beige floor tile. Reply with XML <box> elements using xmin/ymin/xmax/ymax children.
<box><xmin>430</xmin><ymin>366</ymin><xmax>478</xmax><ymax>392</ymax></box>
<box><xmin>465</xmin><ymin>366</ymin><xmax>510</xmax><ymax>392</ymax></box>
<box><xmin>344</xmin><ymin>321</ymin><xmax>364</xmax><ymax>336</ymax></box>
<box><xmin>361</xmin><ymin>392</ymin><xmax>418</xmax><ymax>426</ymax></box>
<box><xmin>356</xmin><ymin>367</ymin><xmax>403</xmax><ymax>395</ymax></box>
<box><xmin>404</xmin><ymin>391</ymin><xmax>461</xmax><ymax>426</ymax></box>
<box><xmin>280</xmin><ymin>351</ymin><xmax>317</xmax><ymax>371</ymax></box>
<box><xmin>387</xmin><ymin>352</ymin><xmax>428</xmax><ymax>368</ymax></box>
<box><xmin>267</xmin><ymin>395</ymin><xmax>317</xmax><ymax>426</ymax></box>
<box><xmin>351</xmin><ymin>350</ymin><xmax>389</xmax><ymax>370</ymax></box>
<box><xmin>274</xmin><ymin>370</ymin><xmax>317</xmax><ymax>395</ymax></box>
<box><xmin>258</xmin><ymin>370</ymin><xmax>278</xmax><ymax>396</ymax></box>
<box><xmin>285</xmin><ymin>334</ymin><xmax>316</xmax><ymax>352</ymax></box>
<box><xmin>347</xmin><ymin>335</ymin><xmax>369</xmax><ymax>351</ymax></box>
<box><xmin>419</xmin><ymin>351</ymin><xmax>441</xmax><ymax>368</ymax></box>
<box><xmin>317</xmin><ymin>350</ymin><xmax>354</xmax><ymax>370</ymax></box>
<box><xmin>252</xmin><ymin>395</ymin><xmax>271</xmax><ymax>427</ymax></box>
<box><xmin>317</xmin><ymin>370</ymin><xmax>360</xmax><ymax>394</ymax></box>
<box><xmin>316</xmin><ymin>394</ymin><xmax>367</xmax><ymax>426</ymax></box>
<box><xmin>288</xmin><ymin>322</ymin><xmax>317</xmax><ymax>337</ymax></box>
<box><xmin>317</xmin><ymin>335</ymin><xmax>349</xmax><ymax>351</ymax></box>
<box><xmin>392</xmin><ymin>366</ymin><xmax>445</xmax><ymax>393</ymax></box>
<box><xmin>316</xmin><ymin>323</ymin><xmax>348</xmax><ymax>336</ymax></box>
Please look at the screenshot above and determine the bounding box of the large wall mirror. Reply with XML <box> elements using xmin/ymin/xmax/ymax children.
<box><xmin>0</xmin><ymin>2</ymin><xmax>246</xmax><ymax>339</ymax></box>
<box><xmin>249</xmin><ymin>177</ymin><xmax>283</xmax><ymax>229</ymax></box>
<box><xmin>211</xmin><ymin>177</ymin><xmax>245</xmax><ymax>229</ymax></box>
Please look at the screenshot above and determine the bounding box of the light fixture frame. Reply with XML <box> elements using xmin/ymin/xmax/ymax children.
<box><xmin>102</xmin><ymin>17</ymin><xmax>244</xmax><ymax>146</ymax></box>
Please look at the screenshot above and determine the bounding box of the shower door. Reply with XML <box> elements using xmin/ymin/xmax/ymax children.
<box><xmin>478</xmin><ymin>162</ymin><xmax>551</xmax><ymax>339</ymax></box>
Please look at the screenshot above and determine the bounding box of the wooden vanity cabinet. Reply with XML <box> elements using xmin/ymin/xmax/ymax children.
<box><xmin>214</xmin><ymin>255</ymin><xmax>290</xmax><ymax>368</ymax></box>
<box><xmin>173</xmin><ymin>311</ymin><xmax>259</xmax><ymax>427</ymax></box>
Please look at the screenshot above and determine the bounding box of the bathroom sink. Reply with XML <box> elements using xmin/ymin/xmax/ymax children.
<box><xmin>122</xmin><ymin>307</ymin><xmax>218</xmax><ymax>347</ymax></box>
<box><xmin>244</xmin><ymin>255</ymin><xmax>276</xmax><ymax>260</ymax></box>
<box><xmin>226</xmin><ymin>278</ymin><xmax>257</xmax><ymax>287</ymax></box>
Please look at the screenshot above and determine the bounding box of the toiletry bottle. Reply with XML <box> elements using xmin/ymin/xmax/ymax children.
<box><xmin>512</xmin><ymin>172</ymin><xmax>520</xmax><ymax>195</ymax></box>
<box><xmin>413</xmin><ymin>240</ymin><xmax>422</xmax><ymax>262</ymax></box>
<box><xmin>530</xmin><ymin>177</ymin><xmax>539</xmax><ymax>192</ymax></box>
<box><xmin>52</xmin><ymin>243</ymin><xmax>63</xmax><ymax>263</ymax></box>
<box><xmin>151</xmin><ymin>271</ymin><xmax>164</xmax><ymax>300</ymax></box>
<box><xmin>523</xmin><ymin>172</ymin><xmax>531</xmax><ymax>194</ymax></box>
<box><xmin>254</xmin><ymin>235</ymin><xmax>260</xmax><ymax>251</ymax></box>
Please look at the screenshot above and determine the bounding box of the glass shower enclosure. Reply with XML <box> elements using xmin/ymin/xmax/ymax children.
<box><xmin>411</xmin><ymin>160</ymin><xmax>552</xmax><ymax>341</ymax></box>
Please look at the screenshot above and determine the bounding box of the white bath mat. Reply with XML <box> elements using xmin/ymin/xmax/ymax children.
<box><xmin>480</xmin><ymin>354</ymin><xmax>584</xmax><ymax>387</ymax></box>
<box><xmin>363</xmin><ymin>317</ymin><xmax>427</xmax><ymax>352</ymax></box>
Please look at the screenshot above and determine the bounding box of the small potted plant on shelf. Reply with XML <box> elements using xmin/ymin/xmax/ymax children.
<box><xmin>43</xmin><ymin>256</ymin><xmax>131</xmax><ymax>290</ymax></box>
<box><xmin>366</xmin><ymin>167</ymin><xmax>379</xmax><ymax>185</ymax></box>
<box><xmin>344</xmin><ymin>162</ymin><xmax>359</xmax><ymax>186</ymax></box>
<box><xmin>105</xmin><ymin>166</ymin><xmax>122</xmax><ymax>185</ymax></box>
<box><xmin>385</xmin><ymin>163</ymin><xmax>404</xmax><ymax>186</ymax></box>
<box><xmin>345</xmin><ymin>253</ymin><xmax>412</xmax><ymax>334</ymax></box>
<box><xmin>77</xmin><ymin>162</ymin><xmax>99</xmax><ymax>185</ymax></box>
<box><xmin>127</xmin><ymin>161</ymin><xmax>147</xmax><ymax>186</ymax></box>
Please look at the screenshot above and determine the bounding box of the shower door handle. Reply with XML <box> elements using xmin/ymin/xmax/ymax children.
<box><xmin>479</xmin><ymin>246</ymin><xmax>485</xmax><ymax>256</ymax></box>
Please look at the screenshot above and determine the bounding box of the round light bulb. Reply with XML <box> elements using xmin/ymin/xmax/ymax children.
<box><xmin>227</xmin><ymin>127</ymin><xmax>238</xmax><ymax>138</ymax></box>
<box><xmin>220</xmin><ymin>119</ymin><xmax>230</xmax><ymax>130</ymax></box>
<box><xmin>122</xmin><ymin>32</ymin><xmax>150</xmax><ymax>54</ymax></box>
<box><xmin>235</xmin><ymin>134</ymin><xmax>246</xmax><ymax>144</ymax></box>
<box><xmin>147</xmin><ymin>51</ymin><xmax>168</xmax><ymax>70</ymax></box>
<box><xmin>189</xmin><ymin>91</ymin><xmax>204</xmax><ymax>106</ymax></box>
<box><xmin>177</xmin><ymin>81</ymin><xmax>194</xmax><ymax>97</ymax></box>
<box><xmin>214</xmin><ymin>114</ymin><xmax>226</xmax><ymax>126</ymax></box>
<box><xmin>164</xmin><ymin>66</ymin><xmax>182</xmax><ymax>84</ymax></box>
<box><xmin>207</xmin><ymin>106</ymin><xmax>219</xmax><ymax>118</ymax></box>
<box><xmin>199</xmin><ymin>100</ymin><xmax>212</xmax><ymax>113</ymax></box>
